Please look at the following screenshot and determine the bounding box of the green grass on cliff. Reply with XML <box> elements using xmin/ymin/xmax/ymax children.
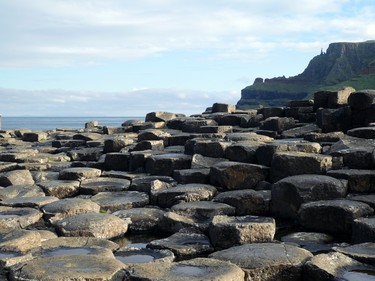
<box><xmin>318</xmin><ymin>73</ymin><xmax>375</xmax><ymax>93</ymax></box>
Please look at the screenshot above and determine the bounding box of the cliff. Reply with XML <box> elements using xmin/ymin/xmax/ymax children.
<box><xmin>237</xmin><ymin>40</ymin><xmax>375</xmax><ymax>109</ymax></box>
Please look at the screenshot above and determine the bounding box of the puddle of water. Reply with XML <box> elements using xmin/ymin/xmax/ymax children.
<box><xmin>44</xmin><ymin>247</ymin><xmax>93</xmax><ymax>257</ymax></box>
<box><xmin>0</xmin><ymin>252</ymin><xmax>18</xmax><ymax>259</ymax></box>
<box><xmin>341</xmin><ymin>269</ymin><xmax>375</xmax><ymax>281</ymax></box>
<box><xmin>172</xmin><ymin>265</ymin><xmax>206</xmax><ymax>277</ymax></box>
<box><xmin>116</xmin><ymin>254</ymin><xmax>155</xmax><ymax>264</ymax></box>
<box><xmin>0</xmin><ymin>214</ymin><xmax>19</xmax><ymax>218</ymax></box>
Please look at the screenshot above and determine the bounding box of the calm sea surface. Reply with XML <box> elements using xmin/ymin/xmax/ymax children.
<box><xmin>1</xmin><ymin>117</ymin><xmax>143</xmax><ymax>131</ymax></box>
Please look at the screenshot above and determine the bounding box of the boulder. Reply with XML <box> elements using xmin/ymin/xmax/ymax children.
<box><xmin>270</xmin><ymin>151</ymin><xmax>332</xmax><ymax>182</ymax></box>
<box><xmin>145</xmin><ymin>153</ymin><xmax>192</xmax><ymax>176</ymax></box>
<box><xmin>104</xmin><ymin>152</ymin><xmax>131</xmax><ymax>171</ymax></box>
<box><xmin>271</xmin><ymin>175</ymin><xmax>348</xmax><ymax>219</ymax></box>
<box><xmin>185</xmin><ymin>139</ymin><xmax>231</xmax><ymax>158</ymax></box>
<box><xmin>145</xmin><ymin>111</ymin><xmax>177</xmax><ymax>122</ymax></box>
<box><xmin>22</xmin><ymin>131</ymin><xmax>48</xmax><ymax>142</ymax></box>
<box><xmin>260</xmin><ymin>117</ymin><xmax>296</xmax><ymax>134</ymax></box>
<box><xmin>327</xmin><ymin>169</ymin><xmax>375</xmax><ymax>193</ymax></box>
<box><xmin>208</xmin><ymin>215</ymin><xmax>275</xmax><ymax>249</ymax></box>
<box><xmin>103</xmin><ymin>136</ymin><xmax>134</xmax><ymax>153</ymax></box>
<box><xmin>212</xmin><ymin>103</ymin><xmax>236</xmax><ymax>113</ymax></box>
<box><xmin>213</xmin><ymin>189</ymin><xmax>270</xmax><ymax>215</ymax></box>
<box><xmin>347</xmin><ymin>126</ymin><xmax>375</xmax><ymax>139</ymax></box>
<box><xmin>173</xmin><ymin>168</ymin><xmax>210</xmax><ymax>184</ymax></box>
<box><xmin>225</xmin><ymin>142</ymin><xmax>259</xmax><ymax>163</ymax></box>
<box><xmin>190</xmin><ymin>153</ymin><xmax>227</xmax><ymax>169</ymax></box>
<box><xmin>298</xmin><ymin>199</ymin><xmax>374</xmax><ymax>235</ymax></box>
<box><xmin>210</xmin><ymin>161</ymin><xmax>269</xmax><ymax>190</ymax></box>
<box><xmin>348</xmin><ymin>89</ymin><xmax>375</xmax><ymax>110</ymax></box>
<box><xmin>210</xmin><ymin>243</ymin><xmax>313</xmax><ymax>281</ymax></box>
<box><xmin>316</xmin><ymin>106</ymin><xmax>352</xmax><ymax>133</ymax></box>
<box><xmin>0</xmin><ymin>184</ymin><xmax>45</xmax><ymax>200</ymax></box>
<box><xmin>352</xmin><ymin>217</ymin><xmax>375</xmax><ymax>243</ymax></box>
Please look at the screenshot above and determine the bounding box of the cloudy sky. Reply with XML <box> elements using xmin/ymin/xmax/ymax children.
<box><xmin>1</xmin><ymin>0</ymin><xmax>374</xmax><ymax>116</ymax></box>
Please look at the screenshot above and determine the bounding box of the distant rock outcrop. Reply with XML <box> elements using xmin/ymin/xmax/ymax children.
<box><xmin>237</xmin><ymin>41</ymin><xmax>375</xmax><ymax>108</ymax></box>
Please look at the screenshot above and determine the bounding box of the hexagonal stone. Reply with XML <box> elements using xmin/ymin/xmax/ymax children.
<box><xmin>352</xmin><ymin>217</ymin><xmax>375</xmax><ymax>243</ymax></box>
<box><xmin>334</xmin><ymin>243</ymin><xmax>375</xmax><ymax>266</ymax></box>
<box><xmin>270</xmin><ymin>152</ymin><xmax>333</xmax><ymax>182</ymax></box>
<box><xmin>22</xmin><ymin>131</ymin><xmax>48</xmax><ymax>142</ymax></box>
<box><xmin>208</xmin><ymin>215</ymin><xmax>275</xmax><ymax>249</ymax></box>
<box><xmin>213</xmin><ymin>189</ymin><xmax>270</xmax><ymax>216</ymax></box>
<box><xmin>0</xmin><ymin>229</ymin><xmax>41</xmax><ymax>252</ymax></box>
<box><xmin>0</xmin><ymin>196</ymin><xmax>58</xmax><ymax>208</ymax></box>
<box><xmin>38</xmin><ymin>180</ymin><xmax>80</xmax><ymax>198</ymax></box>
<box><xmin>113</xmin><ymin>207</ymin><xmax>165</xmax><ymax>233</ymax></box>
<box><xmin>55</xmin><ymin>213</ymin><xmax>129</xmax><ymax>239</ymax></box>
<box><xmin>147</xmin><ymin>229</ymin><xmax>214</xmax><ymax>260</ymax></box>
<box><xmin>0</xmin><ymin>169</ymin><xmax>35</xmax><ymax>187</ymax></box>
<box><xmin>10</xmin><ymin>254</ymin><xmax>125</xmax><ymax>281</ymax></box>
<box><xmin>42</xmin><ymin>198</ymin><xmax>101</xmax><ymax>223</ymax></box>
<box><xmin>281</xmin><ymin>232</ymin><xmax>334</xmax><ymax>254</ymax></box>
<box><xmin>271</xmin><ymin>175</ymin><xmax>348</xmax><ymax>219</ymax></box>
<box><xmin>0</xmin><ymin>184</ymin><xmax>45</xmax><ymax>200</ymax></box>
<box><xmin>123</xmin><ymin>257</ymin><xmax>245</xmax><ymax>281</ymax></box>
<box><xmin>41</xmin><ymin>237</ymin><xmax>119</xmax><ymax>251</ymax></box>
<box><xmin>155</xmin><ymin>184</ymin><xmax>217</xmax><ymax>208</ymax></box>
<box><xmin>115</xmin><ymin>247</ymin><xmax>175</xmax><ymax>264</ymax></box>
<box><xmin>80</xmin><ymin>177</ymin><xmax>131</xmax><ymax>195</ymax></box>
<box><xmin>327</xmin><ymin>169</ymin><xmax>375</xmax><ymax>193</ymax></box>
<box><xmin>210</xmin><ymin>243</ymin><xmax>313</xmax><ymax>281</ymax></box>
<box><xmin>304</xmin><ymin>252</ymin><xmax>375</xmax><ymax>281</ymax></box>
<box><xmin>0</xmin><ymin>206</ymin><xmax>43</xmax><ymax>230</ymax></box>
<box><xmin>91</xmin><ymin>191</ymin><xmax>149</xmax><ymax>212</ymax></box>
<box><xmin>171</xmin><ymin>201</ymin><xmax>235</xmax><ymax>222</ymax></box>
<box><xmin>145</xmin><ymin>153</ymin><xmax>192</xmax><ymax>176</ymax></box>
<box><xmin>210</xmin><ymin>161</ymin><xmax>269</xmax><ymax>190</ymax></box>
<box><xmin>58</xmin><ymin>167</ymin><xmax>102</xmax><ymax>180</ymax></box>
<box><xmin>298</xmin><ymin>199</ymin><xmax>374</xmax><ymax>235</ymax></box>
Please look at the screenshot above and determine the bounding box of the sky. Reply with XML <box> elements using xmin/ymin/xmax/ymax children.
<box><xmin>1</xmin><ymin>0</ymin><xmax>375</xmax><ymax>116</ymax></box>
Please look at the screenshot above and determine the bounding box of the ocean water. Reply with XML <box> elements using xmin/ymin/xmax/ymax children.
<box><xmin>1</xmin><ymin>116</ymin><xmax>143</xmax><ymax>131</ymax></box>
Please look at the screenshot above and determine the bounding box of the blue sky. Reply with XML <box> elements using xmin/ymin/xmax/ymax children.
<box><xmin>1</xmin><ymin>0</ymin><xmax>375</xmax><ymax>116</ymax></box>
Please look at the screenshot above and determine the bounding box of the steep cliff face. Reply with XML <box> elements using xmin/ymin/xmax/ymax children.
<box><xmin>237</xmin><ymin>41</ymin><xmax>375</xmax><ymax>109</ymax></box>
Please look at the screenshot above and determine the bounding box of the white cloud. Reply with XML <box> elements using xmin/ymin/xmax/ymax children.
<box><xmin>0</xmin><ymin>0</ymin><xmax>373</xmax><ymax>67</ymax></box>
<box><xmin>0</xmin><ymin>86</ymin><xmax>237</xmax><ymax>117</ymax></box>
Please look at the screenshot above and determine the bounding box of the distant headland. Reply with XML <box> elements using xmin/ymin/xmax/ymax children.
<box><xmin>237</xmin><ymin>40</ymin><xmax>375</xmax><ymax>108</ymax></box>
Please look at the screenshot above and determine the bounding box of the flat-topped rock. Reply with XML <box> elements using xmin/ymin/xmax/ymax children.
<box><xmin>113</xmin><ymin>207</ymin><xmax>165</xmax><ymax>233</ymax></box>
<box><xmin>208</xmin><ymin>215</ymin><xmax>276</xmax><ymax>249</ymax></box>
<box><xmin>271</xmin><ymin>174</ymin><xmax>348</xmax><ymax>219</ymax></box>
<box><xmin>145</xmin><ymin>153</ymin><xmax>192</xmax><ymax>176</ymax></box>
<box><xmin>210</xmin><ymin>161</ymin><xmax>269</xmax><ymax>190</ymax></box>
<box><xmin>37</xmin><ymin>179</ymin><xmax>80</xmax><ymax>198</ymax></box>
<box><xmin>0</xmin><ymin>229</ymin><xmax>41</xmax><ymax>252</ymax></box>
<box><xmin>213</xmin><ymin>189</ymin><xmax>270</xmax><ymax>216</ymax></box>
<box><xmin>225</xmin><ymin>132</ymin><xmax>273</xmax><ymax>142</ymax></box>
<box><xmin>123</xmin><ymin>257</ymin><xmax>245</xmax><ymax>280</ymax></box>
<box><xmin>0</xmin><ymin>184</ymin><xmax>45</xmax><ymax>200</ymax></box>
<box><xmin>147</xmin><ymin>229</ymin><xmax>214</xmax><ymax>260</ymax></box>
<box><xmin>0</xmin><ymin>169</ymin><xmax>35</xmax><ymax>187</ymax></box>
<box><xmin>155</xmin><ymin>183</ymin><xmax>217</xmax><ymax>208</ymax></box>
<box><xmin>115</xmin><ymin>247</ymin><xmax>175</xmax><ymax>264</ymax></box>
<box><xmin>0</xmin><ymin>195</ymin><xmax>59</xmax><ymax>208</ymax></box>
<box><xmin>281</xmin><ymin>232</ymin><xmax>334</xmax><ymax>254</ymax></box>
<box><xmin>298</xmin><ymin>199</ymin><xmax>374</xmax><ymax>235</ymax></box>
<box><xmin>210</xmin><ymin>243</ymin><xmax>313</xmax><ymax>281</ymax></box>
<box><xmin>334</xmin><ymin>243</ymin><xmax>375</xmax><ymax>266</ymax></box>
<box><xmin>41</xmin><ymin>236</ymin><xmax>119</xmax><ymax>251</ymax></box>
<box><xmin>42</xmin><ymin>198</ymin><xmax>101</xmax><ymax>223</ymax></box>
<box><xmin>58</xmin><ymin>167</ymin><xmax>101</xmax><ymax>180</ymax></box>
<box><xmin>54</xmin><ymin>213</ymin><xmax>129</xmax><ymax>239</ymax></box>
<box><xmin>352</xmin><ymin>217</ymin><xmax>375</xmax><ymax>243</ymax></box>
<box><xmin>10</xmin><ymin>254</ymin><xmax>126</xmax><ymax>281</ymax></box>
<box><xmin>91</xmin><ymin>191</ymin><xmax>149</xmax><ymax>212</ymax></box>
<box><xmin>327</xmin><ymin>169</ymin><xmax>375</xmax><ymax>193</ymax></box>
<box><xmin>270</xmin><ymin>151</ymin><xmax>333</xmax><ymax>182</ymax></box>
<box><xmin>0</xmin><ymin>206</ymin><xmax>43</xmax><ymax>230</ymax></box>
<box><xmin>304</xmin><ymin>251</ymin><xmax>375</xmax><ymax>281</ymax></box>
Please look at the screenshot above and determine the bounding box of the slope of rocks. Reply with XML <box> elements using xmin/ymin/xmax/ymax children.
<box><xmin>1</xmin><ymin>90</ymin><xmax>375</xmax><ymax>280</ymax></box>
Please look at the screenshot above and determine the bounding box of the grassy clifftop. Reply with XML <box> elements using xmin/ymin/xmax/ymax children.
<box><xmin>237</xmin><ymin>41</ymin><xmax>375</xmax><ymax>109</ymax></box>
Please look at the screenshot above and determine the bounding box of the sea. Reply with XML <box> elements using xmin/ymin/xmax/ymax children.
<box><xmin>0</xmin><ymin>116</ymin><xmax>143</xmax><ymax>131</ymax></box>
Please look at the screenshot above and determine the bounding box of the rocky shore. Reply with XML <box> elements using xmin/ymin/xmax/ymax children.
<box><xmin>0</xmin><ymin>87</ymin><xmax>375</xmax><ymax>280</ymax></box>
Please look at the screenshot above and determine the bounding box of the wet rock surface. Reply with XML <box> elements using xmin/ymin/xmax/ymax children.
<box><xmin>1</xmin><ymin>96</ymin><xmax>375</xmax><ymax>279</ymax></box>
